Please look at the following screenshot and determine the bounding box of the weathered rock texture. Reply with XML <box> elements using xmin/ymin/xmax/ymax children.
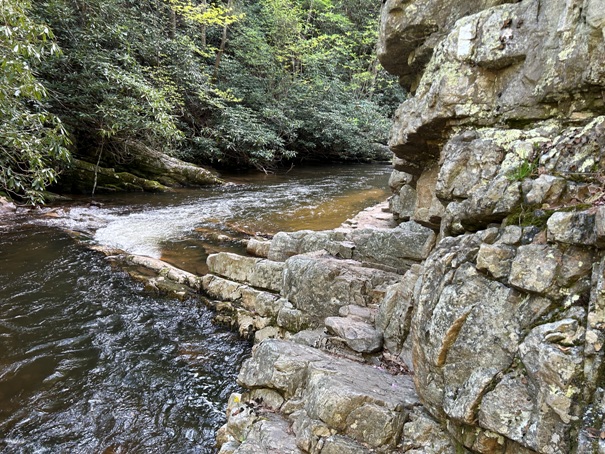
<box><xmin>377</xmin><ymin>0</ymin><xmax>605</xmax><ymax>452</ymax></box>
<box><xmin>205</xmin><ymin>215</ymin><xmax>443</xmax><ymax>452</ymax></box>
<box><xmin>210</xmin><ymin>0</ymin><xmax>605</xmax><ymax>452</ymax></box>
<box><xmin>61</xmin><ymin>146</ymin><xmax>220</xmax><ymax>194</ymax></box>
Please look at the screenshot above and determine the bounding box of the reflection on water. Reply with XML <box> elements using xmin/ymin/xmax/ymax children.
<box><xmin>0</xmin><ymin>227</ymin><xmax>249</xmax><ymax>453</ymax></box>
<box><xmin>0</xmin><ymin>163</ymin><xmax>391</xmax><ymax>452</ymax></box>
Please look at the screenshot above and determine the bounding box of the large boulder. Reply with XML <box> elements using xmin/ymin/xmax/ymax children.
<box><xmin>386</xmin><ymin>0</ymin><xmax>605</xmax><ymax>170</ymax></box>
<box><xmin>117</xmin><ymin>145</ymin><xmax>221</xmax><ymax>186</ymax></box>
<box><xmin>238</xmin><ymin>339</ymin><xmax>419</xmax><ymax>450</ymax></box>
<box><xmin>281</xmin><ymin>252</ymin><xmax>401</xmax><ymax>326</ymax></box>
<box><xmin>377</xmin><ymin>0</ymin><xmax>512</xmax><ymax>91</ymax></box>
<box><xmin>62</xmin><ymin>158</ymin><xmax>171</xmax><ymax>193</ymax></box>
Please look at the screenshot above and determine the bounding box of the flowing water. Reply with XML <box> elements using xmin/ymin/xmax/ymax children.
<box><xmin>0</xmin><ymin>164</ymin><xmax>390</xmax><ymax>453</ymax></box>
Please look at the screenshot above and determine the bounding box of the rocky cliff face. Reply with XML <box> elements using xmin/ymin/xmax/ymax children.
<box><xmin>207</xmin><ymin>1</ymin><xmax>605</xmax><ymax>453</ymax></box>
<box><xmin>382</xmin><ymin>0</ymin><xmax>605</xmax><ymax>452</ymax></box>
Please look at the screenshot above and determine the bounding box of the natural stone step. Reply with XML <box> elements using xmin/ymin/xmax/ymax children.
<box><xmin>202</xmin><ymin>274</ymin><xmax>281</xmax><ymax>314</ymax></box>
<box><xmin>201</xmin><ymin>274</ymin><xmax>284</xmax><ymax>339</ymax></box>
<box><xmin>268</xmin><ymin>221</ymin><xmax>436</xmax><ymax>273</ymax></box>
<box><xmin>324</xmin><ymin>316</ymin><xmax>383</xmax><ymax>353</ymax></box>
<box><xmin>268</xmin><ymin>230</ymin><xmax>352</xmax><ymax>261</ymax></box>
<box><xmin>282</xmin><ymin>251</ymin><xmax>401</xmax><ymax>326</ymax></box>
<box><xmin>207</xmin><ymin>252</ymin><xmax>284</xmax><ymax>292</ymax></box>
<box><xmin>246</xmin><ymin>237</ymin><xmax>271</xmax><ymax>258</ymax></box>
<box><xmin>346</xmin><ymin>221</ymin><xmax>436</xmax><ymax>271</ymax></box>
<box><xmin>218</xmin><ymin>409</ymin><xmax>302</xmax><ymax>454</ymax></box>
<box><xmin>237</xmin><ymin>339</ymin><xmax>419</xmax><ymax>450</ymax></box>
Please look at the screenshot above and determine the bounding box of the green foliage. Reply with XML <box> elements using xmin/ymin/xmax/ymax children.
<box><xmin>203</xmin><ymin>0</ymin><xmax>402</xmax><ymax>168</ymax></box>
<box><xmin>22</xmin><ymin>0</ymin><xmax>404</xmax><ymax>183</ymax></box>
<box><xmin>507</xmin><ymin>157</ymin><xmax>539</xmax><ymax>182</ymax></box>
<box><xmin>0</xmin><ymin>0</ymin><xmax>71</xmax><ymax>204</ymax></box>
<box><xmin>167</xmin><ymin>0</ymin><xmax>243</xmax><ymax>27</ymax></box>
<box><xmin>35</xmin><ymin>0</ymin><xmax>188</xmax><ymax>159</ymax></box>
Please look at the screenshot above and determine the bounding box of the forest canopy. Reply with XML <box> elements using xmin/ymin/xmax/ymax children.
<box><xmin>1</xmin><ymin>0</ymin><xmax>403</xmax><ymax>203</ymax></box>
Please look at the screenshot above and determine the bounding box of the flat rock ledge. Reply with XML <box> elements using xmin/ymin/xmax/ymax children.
<box><xmin>218</xmin><ymin>339</ymin><xmax>420</xmax><ymax>453</ymax></box>
<box><xmin>202</xmin><ymin>204</ymin><xmax>458</xmax><ymax>453</ymax></box>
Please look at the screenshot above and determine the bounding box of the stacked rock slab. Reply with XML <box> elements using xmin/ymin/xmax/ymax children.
<box><xmin>210</xmin><ymin>0</ymin><xmax>605</xmax><ymax>451</ymax></box>
<box><xmin>378</xmin><ymin>0</ymin><xmax>605</xmax><ymax>453</ymax></box>
<box><xmin>204</xmin><ymin>220</ymin><xmax>443</xmax><ymax>452</ymax></box>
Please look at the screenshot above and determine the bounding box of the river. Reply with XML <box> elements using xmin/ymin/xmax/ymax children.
<box><xmin>0</xmin><ymin>164</ymin><xmax>390</xmax><ymax>453</ymax></box>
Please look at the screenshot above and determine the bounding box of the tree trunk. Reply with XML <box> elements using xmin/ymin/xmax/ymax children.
<box><xmin>213</xmin><ymin>0</ymin><xmax>233</xmax><ymax>81</ymax></box>
<box><xmin>169</xmin><ymin>8</ymin><xmax>176</xmax><ymax>39</ymax></box>
<box><xmin>200</xmin><ymin>0</ymin><xmax>207</xmax><ymax>47</ymax></box>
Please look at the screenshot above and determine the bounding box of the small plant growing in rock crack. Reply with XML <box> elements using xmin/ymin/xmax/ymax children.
<box><xmin>507</xmin><ymin>157</ymin><xmax>539</xmax><ymax>182</ymax></box>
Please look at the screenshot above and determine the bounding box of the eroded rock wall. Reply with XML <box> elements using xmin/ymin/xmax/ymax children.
<box><xmin>382</xmin><ymin>0</ymin><xmax>605</xmax><ymax>452</ymax></box>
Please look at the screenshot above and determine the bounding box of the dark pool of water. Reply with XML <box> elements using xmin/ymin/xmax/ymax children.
<box><xmin>0</xmin><ymin>163</ymin><xmax>391</xmax><ymax>452</ymax></box>
<box><xmin>0</xmin><ymin>226</ymin><xmax>249</xmax><ymax>453</ymax></box>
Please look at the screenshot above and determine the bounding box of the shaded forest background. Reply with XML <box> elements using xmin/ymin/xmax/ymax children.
<box><xmin>1</xmin><ymin>0</ymin><xmax>403</xmax><ymax>203</ymax></box>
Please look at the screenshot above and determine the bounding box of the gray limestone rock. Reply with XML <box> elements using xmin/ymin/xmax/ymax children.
<box><xmin>349</xmin><ymin>221</ymin><xmax>436</xmax><ymax>270</ymax></box>
<box><xmin>376</xmin><ymin>265</ymin><xmax>422</xmax><ymax>361</ymax></box>
<box><xmin>246</xmin><ymin>237</ymin><xmax>271</xmax><ymax>258</ymax></box>
<box><xmin>268</xmin><ymin>230</ymin><xmax>348</xmax><ymax>261</ymax></box>
<box><xmin>337</xmin><ymin>305</ymin><xmax>375</xmax><ymax>323</ymax></box>
<box><xmin>412</xmin><ymin>232</ymin><xmax>553</xmax><ymax>426</ymax></box>
<box><xmin>476</xmin><ymin>243</ymin><xmax>516</xmax><ymax>279</ymax></box>
<box><xmin>436</xmin><ymin>134</ymin><xmax>506</xmax><ymax>201</ymax></box>
<box><xmin>390</xmin><ymin>185</ymin><xmax>418</xmax><ymax>222</ymax></box>
<box><xmin>388</xmin><ymin>169</ymin><xmax>414</xmax><ymax>192</ymax></box>
<box><xmin>202</xmin><ymin>274</ymin><xmax>279</xmax><ymax>312</ymax></box>
<box><xmin>595</xmin><ymin>206</ymin><xmax>605</xmax><ymax>248</ymax></box>
<box><xmin>126</xmin><ymin>254</ymin><xmax>202</xmax><ymax>290</ymax></box>
<box><xmin>324</xmin><ymin>317</ymin><xmax>383</xmax><ymax>353</ymax></box>
<box><xmin>414</xmin><ymin>164</ymin><xmax>445</xmax><ymax>228</ymax></box>
<box><xmin>319</xmin><ymin>435</ymin><xmax>373</xmax><ymax>454</ymax></box>
<box><xmin>479</xmin><ymin>319</ymin><xmax>585</xmax><ymax>454</ymax></box>
<box><xmin>585</xmin><ymin>256</ymin><xmax>605</xmax><ymax>392</ymax></box>
<box><xmin>372</xmin><ymin>0</ymin><xmax>605</xmax><ymax>451</ymax></box>
<box><xmin>497</xmin><ymin>225</ymin><xmax>523</xmax><ymax>245</ymax></box>
<box><xmin>268</xmin><ymin>222</ymin><xmax>435</xmax><ymax>273</ymax></box>
<box><xmin>232</xmin><ymin>413</ymin><xmax>302</xmax><ymax>454</ymax></box>
<box><xmin>401</xmin><ymin>407</ymin><xmax>460</xmax><ymax>454</ymax></box>
<box><xmin>277</xmin><ymin>302</ymin><xmax>310</xmax><ymax>333</ymax></box>
<box><xmin>509</xmin><ymin>245</ymin><xmax>562</xmax><ymax>295</ymax></box>
<box><xmin>238</xmin><ymin>339</ymin><xmax>418</xmax><ymax>449</ymax></box>
<box><xmin>478</xmin><ymin>372</ymin><xmax>534</xmax><ymax>447</ymax></box>
<box><xmin>387</xmin><ymin>1</ymin><xmax>605</xmax><ymax>168</ymax></box>
<box><xmin>377</xmin><ymin>0</ymin><xmax>511</xmax><ymax>91</ymax></box>
<box><xmin>525</xmin><ymin>175</ymin><xmax>567</xmax><ymax>206</ymax></box>
<box><xmin>547</xmin><ymin>211</ymin><xmax>597</xmax><ymax>246</ymax></box>
<box><xmin>207</xmin><ymin>252</ymin><xmax>284</xmax><ymax>292</ymax></box>
<box><xmin>281</xmin><ymin>252</ymin><xmax>400</xmax><ymax>326</ymax></box>
<box><xmin>254</xmin><ymin>326</ymin><xmax>280</xmax><ymax>344</ymax></box>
